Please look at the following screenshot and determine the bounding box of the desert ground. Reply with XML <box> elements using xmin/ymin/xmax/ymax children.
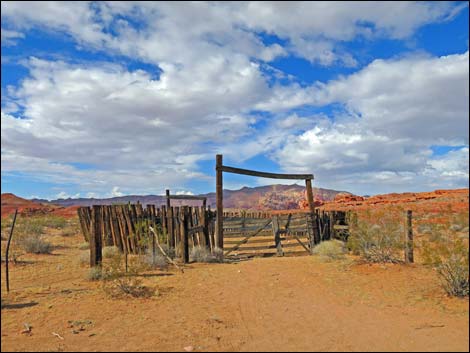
<box><xmin>1</xmin><ymin>225</ymin><xmax>469</xmax><ymax>352</ymax></box>
<box><xmin>1</xmin><ymin>189</ymin><xmax>469</xmax><ymax>352</ymax></box>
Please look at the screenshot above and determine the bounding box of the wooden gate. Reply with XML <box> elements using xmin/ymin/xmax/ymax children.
<box><xmin>223</xmin><ymin>213</ymin><xmax>314</xmax><ymax>259</ymax></box>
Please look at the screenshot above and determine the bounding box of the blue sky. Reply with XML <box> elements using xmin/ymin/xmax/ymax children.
<box><xmin>1</xmin><ymin>1</ymin><xmax>469</xmax><ymax>200</ymax></box>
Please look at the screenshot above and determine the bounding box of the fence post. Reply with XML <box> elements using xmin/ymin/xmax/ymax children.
<box><xmin>90</xmin><ymin>205</ymin><xmax>103</xmax><ymax>267</ymax></box>
<box><xmin>5</xmin><ymin>209</ymin><xmax>18</xmax><ymax>292</ymax></box>
<box><xmin>305</xmin><ymin>178</ymin><xmax>320</xmax><ymax>245</ymax></box>
<box><xmin>405</xmin><ymin>210</ymin><xmax>414</xmax><ymax>263</ymax></box>
<box><xmin>216</xmin><ymin>154</ymin><xmax>224</xmax><ymax>251</ymax></box>
<box><xmin>182</xmin><ymin>207</ymin><xmax>190</xmax><ymax>264</ymax></box>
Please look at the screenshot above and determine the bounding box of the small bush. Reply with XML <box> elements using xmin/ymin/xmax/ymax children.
<box><xmin>190</xmin><ymin>246</ymin><xmax>212</xmax><ymax>262</ymax></box>
<box><xmin>211</xmin><ymin>247</ymin><xmax>224</xmax><ymax>263</ymax></box>
<box><xmin>144</xmin><ymin>250</ymin><xmax>169</xmax><ymax>270</ymax></box>
<box><xmin>348</xmin><ymin>209</ymin><xmax>404</xmax><ymax>263</ymax></box>
<box><xmin>79</xmin><ymin>251</ymin><xmax>89</xmax><ymax>266</ymax></box>
<box><xmin>157</xmin><ymin>244</ymin><xmax>176</xmax><ymax>259</ymax></box>
<box><xmin>102</xmin><ymin>246</ymin><xmax>120</xmax><ymax>258</ymax></box>
<box><xmin>60</xmin><ymin>227</ymin><xmax>76</xmax><ymax>237</ymax></box>
<box><xmin>20</xmin><ymin>236</ymin><xmax>52</xmax><ymax>254</ymax></box>
<box><xmin>190</xmin><ymin>246</ymin><xmax>224</xmax><ymax>263</ymax></box>
<box><xmin>78</xmin><ymin>242</ymin><xmax>89</xmax><ymax>250</ymax></box>
<box><xmin>422</xmin><ymin>219</ymin><xmax>469</xmax><ymax>297</ymax></box>
<box><xmin>88</xmin><ymin>267</ymin><xmax>103</xmax><ymax>281</ymax></box>
<box><xmin>312</xmin><ymin>240</ymin><xmax>346</xmax><ymax>261</ymax></box>
<box><xmin>104</xmin><ymin>276</ymin><xmax>154</xmax><ymax>298</ymax></box>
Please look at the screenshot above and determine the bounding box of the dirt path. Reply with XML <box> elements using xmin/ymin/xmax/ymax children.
<box><xmin>1</xmin><ymin>232</ymin><xmax>468</xmax><ymax>352</ymax></box>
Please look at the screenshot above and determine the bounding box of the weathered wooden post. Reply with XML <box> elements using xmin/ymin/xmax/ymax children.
<box><xmin>216</xmin><ymin>154</ymin><xmax>224</xmax><ymax>251</ymax></box>
<box><xmin>182</xmin><ymin>207</ymin><xmax>190</xmax><ymax>264</ymax></box>
<box><xmin>405</xmin><ymin>210</ymin><xmax>414</xmax><ymax>263</ymax></box>
<box><xmin>272</xmin><ymin>215</ymin><xmax>284</xmax><ymax>256</ymax></box>
<box><xmin>5</xmin><ymin>209</ymin><xmax>18</xmax><ymax>292</ymax></box>
<box><xmin>305</xmin><ymin>178</ymin><xmax>320</xmax><ymax>246</ymax></box>
<box><xmin>90</xmin><ymin>205</ymin><xmax>103</xmax><ymax>267</ymax></box>
<box><xmin>166</xmin><ymin>189</ymin><xmax>171</xmax><ymax>208</ymax></box>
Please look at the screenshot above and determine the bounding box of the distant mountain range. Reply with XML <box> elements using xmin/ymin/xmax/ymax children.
<box><xmin>32</xmin><ymin>184</ymin><xmax>350</xmax><ymax>210</ymax></box>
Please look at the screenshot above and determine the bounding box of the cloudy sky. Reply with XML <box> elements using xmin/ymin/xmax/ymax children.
<box><xmin>1</xmin><ymin>1</ymin><xmax>469</xmax><ymax>199</ymax></box>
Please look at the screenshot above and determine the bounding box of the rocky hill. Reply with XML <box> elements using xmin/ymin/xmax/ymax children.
<box><xmin>30</xmin><ymin>184</ymin><xmax>348</xmax><ymax>210</ymax></box>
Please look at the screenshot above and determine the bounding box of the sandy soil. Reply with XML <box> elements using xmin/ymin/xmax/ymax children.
<box><xmin>1</xmin><ymin>230</ymin><xmax>468</xmax><ymax>352</ymax></box>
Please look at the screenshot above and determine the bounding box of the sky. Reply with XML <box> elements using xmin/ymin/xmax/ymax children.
<box><xmin>1</xmin><ymin>1</ymin><xmax>469</xmax><ymax>200</ymax></box>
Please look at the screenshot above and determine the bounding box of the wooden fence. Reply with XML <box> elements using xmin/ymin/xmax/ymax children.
<box><xmin>78</xmin><ymin>204</ymin><xmax>350</xmax><ymax>265</ymax></box>
<box><xmin>78</xmin><ymin>204</ymin><xmax>214</xmax><ymax>258</ymax></box>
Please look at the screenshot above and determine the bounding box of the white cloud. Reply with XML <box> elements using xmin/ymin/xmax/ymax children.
<box><xmin>1</xmin><ymin>2</ymin><xmax>468</xmax><ymax>196</ymax></box>
<box><xmin>271</xmin><ymin>51</ymin><xmax>469</xmax><ymax>193</ymax></box>
<box><xmin>110</xmin><ymin>186</ymin><xmax>123</xmax><ymax>197</ymax></box>
<box><xmin>1</xmin><ymin>2</ymin><xmax>464</xmax><ymax>66</ymax></box>
<box><xmin>56</xmin><ymin>191</ymin><xmax>80</xmax><ymax>199</ymax></box>
<box><xmin>1</xmin><ymin>28</ymin><xmax>24</xmax><ymax>46</ymax></box>
<box><xmin>175</xmin><ymin>190</ymin><xmax>194</xmax><ymax>196</ymax></box>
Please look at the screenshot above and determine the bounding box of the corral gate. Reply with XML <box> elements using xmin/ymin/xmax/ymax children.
<box><xmin>222</xmin><ymin>210</ymin><xmax>348</xmax><ymax>259</ymax></box>
<box><xmin>214</xmin><ymin>154</ymin><xmax>321</xmax><ymax>255</ymax></box>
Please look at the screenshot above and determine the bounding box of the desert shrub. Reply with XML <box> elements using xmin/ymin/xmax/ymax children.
<box><xmin>211</xmin><ymin>247</ymin><xmax>224</xmax><ymax>263</ymax></box>
<box><xmin>102</xmin><ymin>246</ymin><xmax>120</xmax><ymax>258</ymax></box>
<box><xmin>422</xmin><ymin>217</ymin><xmax>469</xmax><ymax>297</ymax></box>
<box><xmin>348</xmin><ymin>209</ymin><xmax>404</xmax><ymax>263</ymax></box>
<box><xmin>79</xmin><ymin>251</ymin><xmax>89</xmax><ymax>266</ymax></box>
<box><xmin>60</xmin><ymin>227</ymin><xmax>76</xmax><ymax>237</ymax></box>
<box><xmin>104</xmin><ymin>276</ymin><xmax>155</xmax><ymax>298</ymax></box>
<box><xmin>312</xmin><ymin>240</ymin><xmax>346</xmax><ymax>261</ymax></box>
<box><xmin>190</xmin><ymin>246</ymin><xmax>212</xmax><ymax>262</ymax></box>
<box><xmin>101</xmin><ymin>254</ymin><xmax>154</xmax><ymax>298</ymax></box>
<box><xmin>44</xmin><ymin>215</ymin><xmax>67</xmax><ymax>229</ymax></box>
<box><xmin>15</xmin><ymin>219</ymin><xmax>44</xmax><ymax>237</ymax></box>
<box><xmin>20</xmin><ymin>235</ymin><xmax>52</xmax><ymax>254</ymax></box>
<box><xmin>87</xmin><ymin>267</ymin><xmax>103</xmax><ymax>281</ymax></box>
<box><xmin>78</xmin><ymin>242</ymin><xmax>89</xmax><ymax>250</ymax></box>
<box><xmin>156</xmin><ymin>244</ymin><xmax>176</xmax><ymax>259</ymax></box>
<box><xmin>190</xmin><ymin>246</ymin><xmax>224</xmax><ymax>263</ymax></box>
<box><xmin>144</xmin><ymin>249</ymin><xmax>169</xmax><ymax>270</ymax></box>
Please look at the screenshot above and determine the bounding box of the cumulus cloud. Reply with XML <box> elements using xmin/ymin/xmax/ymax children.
<box><xmin>1</xmin><ymin>2</ymin><xmax>468</xmax><ymax>196</ymax></box>
<box><xmin>1</xmin><ymin>1</ymin><xmax>464</xmax><ymax>66</ymax></box>
<box><xmin>272</xmin><ymin>51</ymin><xmax>469</xmax><ymax>193</ymax></box>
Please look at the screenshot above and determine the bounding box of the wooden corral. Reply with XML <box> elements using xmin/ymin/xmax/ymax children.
<box><xmin>78</xmin><ymin>204</ymin><xmax>349</xmax><ymax>265</ymax></box>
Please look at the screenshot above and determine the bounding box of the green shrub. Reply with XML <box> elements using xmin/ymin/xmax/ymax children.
<box><xmin>312</xmin><ymin>240</ymin><xmax>346</xmax><ymax>261</ymax></box>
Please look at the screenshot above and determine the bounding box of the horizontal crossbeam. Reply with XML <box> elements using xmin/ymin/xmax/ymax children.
<box><xmin>218</xmin><ymin>165</ymin><xmax>314</xmax><ymax>180</ymax></box>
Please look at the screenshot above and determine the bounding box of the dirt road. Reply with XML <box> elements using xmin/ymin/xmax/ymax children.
<box><xmin>1</xmin><ymin>232</ymin><xmax>468</xmax><ymax>352</ymax></box>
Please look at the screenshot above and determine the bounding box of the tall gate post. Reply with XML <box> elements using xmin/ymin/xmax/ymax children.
<box><xmin>216</xmin><ymin>154</ymin><xmax>224</xmax><ymax>250</ymax></box>
<box><xmin>305</xmin><ymin>179</ymin><xmax>320</xmax><ymax>246</ymax></box>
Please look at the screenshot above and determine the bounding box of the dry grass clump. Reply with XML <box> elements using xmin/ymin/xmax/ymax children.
<box><xmin>190</xmin><ymin>246</ymin><xmax>224</xmax><ymax>263</ymax></box>
<box><xmin>102</xmin><ymin>246</ymin><xmax>120</xmax><ymax>258</ymax></box>
<box><xmin>144</xmin><ymin>250</ymin><xmax>169</xmax><ymax>270</ymax></box>
<box><xmin>87</xmin><ymin>267</ymin><xmax>103</xmax><ymax>281</ymax></box>
<box><xmin>78</xmin><ymin>242</ymin><xmax>89</xmax><ymax>250</ymax></box>
<box><xmin>312</xmin><ymin>240</ymin><xmax>347</xmax><ymax>261</ymax></box>
<box><xmin>79</xmin><ymin>251</ymin><xmax>89</xmax><ymax>266</ymax></box>
<box><xmin>19</xmin><ymin>235</ymin><xmax>52</xmax><ymax>254</ymax></box>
